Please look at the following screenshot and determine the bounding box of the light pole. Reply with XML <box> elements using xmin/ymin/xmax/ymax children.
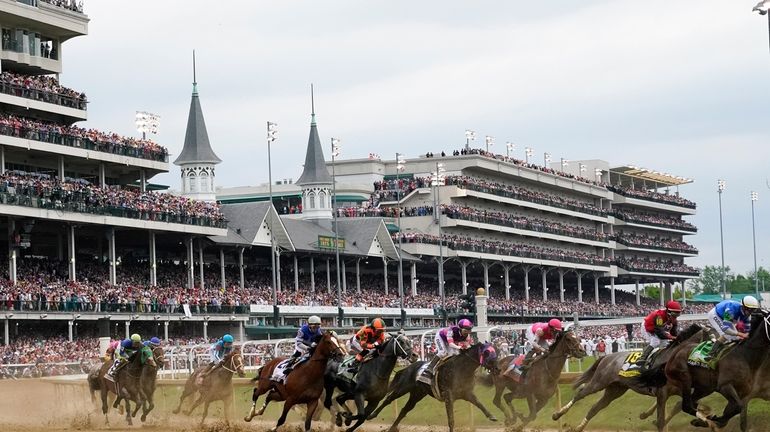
<box><xmin>718</xmin><ymin>179</ymin><xmax>727</xmax><ymax>299</ymax></box>
<box><xmin>396</xmin><ymin>153</ymin><xmax>406</xmax><ymax>325</ymax></box>
<box><xmin>751</xmin><ymin>191</ymin><xmax>760</xmax><ymax>301</ymax></box>
<box><xmin>506</xmin><ymin>142</ymin><xmax>515</xmax><ymax>159</ymax></box>
<box><xmin>331</xmin><ymin>137</ymin><xmax>342</xmax><ymax>323</ymax></box>
<box><xmin>135</xmin><ymin>111</ymin><xmax>160</xmax><ymax>140</ymax></box>
<box><xmin>560</xmin><ymin>158</ymin><xmax>569</xmax><ymax>173</ymax></box>
<box><xmin>485</xmin><ymin>135</ymin><xmax>495</xmax><ymax>153</ymax></box>
<box><xmin>267</xmin><ymin>121</ymin><xmax>279</xmax><ymax>326</ymax></box>
<box><xmin>544</xmin><ymin>152</ymin><xmax>551</xmax><ymax>167</ymax></box>
<box><xmin>595</xmin><ymin>168</ymin><xmax>603</xmax><ymax>183</ymax></box>
<box><xmin>432</xmin><ymin>162</ymin><xmax>446</xmax><ymax>326</ymax></box>
<box><xmin>525</xmin><ymin>147</ymin><xmax>534</xmax><ymax>164</ymax></box>
<box><xmin>753</xmin><ymin>1</ymin><xmax>770</xmax><ymax>52</ymax></box>
<box><xmin>465</xmin><ymin>130</ymin><xmax>476</xmax><ymax>151</ymax></box>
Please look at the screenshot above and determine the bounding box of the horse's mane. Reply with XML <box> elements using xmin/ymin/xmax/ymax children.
<box><xmin>748</xmin><ymin>312</ymin><xmax>766</xmax><ymax>339</ymax></box>
<box><xmin>669</xmin><ymin>323</ymin><xmax>704</xmax><ymax>349</ymax></box>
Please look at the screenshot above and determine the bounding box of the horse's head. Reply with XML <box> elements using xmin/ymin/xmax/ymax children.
<box><xmin>151</xmin><ymin>345</ymin><xmax>165</xmax><ymax>368</ymax></box>
<box><xmin>556</xmin><ymin>327</ymin><xmax>586</xmax><ymax>359</ymax></box>
<box><xmin>747</xmin><ymin>311</ymin><xmax>770</xmax><ymax>347</ymax></box>
<box><xmin>224</xmin><ymin>346</ymin><xmax>245</xmax><ymax>377</ymax></box>
<box><xmin>472</xmin><ymin>342</ymin><xmax>498</xmax><ymax>373</ymax></box>
<box><xmin>317</xmin><ymin>331</ymin><xmax>347</xmax><ymax>359</ymax></box>
<box><xmin>387</xmin><ymin>332</ymin><xmax>418</xmax><ymax>363</ymax></box>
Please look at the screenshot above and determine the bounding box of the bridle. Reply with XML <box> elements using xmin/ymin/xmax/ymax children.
<box><xmin>388</xmin><ymin>335</ymin><xmax>411</xmax><ymax>359</ymax></box>
<box><xmin>220</xmin><ymin>351</ymin><xmax>244</xmax><ymax>375</ymax></box>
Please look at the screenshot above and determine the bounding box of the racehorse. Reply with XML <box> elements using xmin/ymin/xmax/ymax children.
<box><xmin>88</xmin><ymin>346</ymin><xmax>156</xmax><ymax>426</ymax></box>
<box><xmin>737</xmin><ymin>351</ymin><xmax>770</xmax><ymax>432</ymax></box>
<box><xmin>485</xmin><ymin>328</ymin><xmax>585</xmax><ymax>427</ymax></box>
<box><xmin>172</xmin><ymin>347</ymin><xmax>245</xmax><ymax>424</ymax></box>
<box><xmin>244</xmin><ymin>331</ymin><xmax>346</xmax><ymax>432</ymax></box>
<box><xmin>323</xmin><ymin>332</ymin><xmax>418</xmax><ymax>432</ymax></box>
<box><xmin>552</xmin><ymin>323</ymin><xmax>706</xmax><ymax>432</ymax></box>
<box><xmin>138</xmin><ymin>344</ymin><xmax>165</xmax><ymax>421</ymax></box>
<box><xmin>662</xmin><ymin>312</ymin><xmax>770</xmax><ymax>430</ymax></box>
<box><xmin>368</xmin><ymin>342</ymin><xmax>499</xmax><ymax>432</ymax></box>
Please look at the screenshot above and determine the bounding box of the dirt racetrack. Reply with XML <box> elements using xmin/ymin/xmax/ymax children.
<box><xmin>0</xmin><ymin>377</ymin><xmax>763</xmax><ymax>432</ymax></box>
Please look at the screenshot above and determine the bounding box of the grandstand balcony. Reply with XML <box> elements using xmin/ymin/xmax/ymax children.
<box><xmin>613</xmin><ymin>241</ymin><xmax>698</xmax><ymax>257</ymax></box>
<box><xmin>612</xmin><ymin>193</ymin><xmax>696</xmax><ymax>215</ymax></box>
<box><xmin>0</xmin><ymin>78</ymin><xmax>87</xmax><ymax>123</ymax></box>
<box><xmin>616</xmin><ymin>266</ymin><xmax>699</xmax><ymax>278</ymax></box>
<box><xmin>610</xmin><ymin>214</ymin><xmax>697</xmax><ymax>235</ymax></box>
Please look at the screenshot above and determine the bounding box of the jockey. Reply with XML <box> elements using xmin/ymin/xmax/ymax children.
<box><xmin>107</xmin><ymin>333</ymin><xmax>142</xmax><ymax>379</ymax></box>
<box><xmin>636</xmin><ymin>300</ymin><xmax>682</xmax><ymax>367</ymax></box>
<box><xmin>425</xmin><ymin>319</ymin><xmax>474</xmax><ymax>378</ymax></box>
<box><xmin>705</xmin><ymin>296</ymin><xmax>760</xmax><ymax>361</ymax></box>
<box><xmin>349</xmin><ymin>318</ymin><xmax>387</xmax><ymax>373</ymax></box>
<box><xmin>143</xmin><ymin>336</ymin><xmax>162</xmax><ymax>348</ymax></box>
<box><xmin>199</xmin><ymin>334</ymin><xmax>234</xmax><ymax>380</ymax></box>
<box><xmin>105</xmin><ymin>339</ymin><xmax>121</xmax><ymax>360</ymax></box>
<box><xmin>522</xmin><ymin>319</ymin><xmax>563</xmax><ymax>370</ymax></box>
<box><xmin>284</xmin><ymin>315</ymin><xmax>323</xmax><ymax>375</ymax></box>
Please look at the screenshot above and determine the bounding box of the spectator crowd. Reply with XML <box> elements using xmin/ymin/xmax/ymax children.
<box><xmin>0</xmin><ymin>72</ymin><xmax>87</xmax><ymax>110</ymax></box>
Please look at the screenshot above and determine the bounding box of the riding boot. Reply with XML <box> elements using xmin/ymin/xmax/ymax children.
<box><xmin>704</xmin><ymin>340</ymin><xmax>724</xmax><ymax>363</ymax></box>
<box><xmin>424</xmin><ymin>356</ymin><xmax>440</xmax><ymax>378</ymax></box>
<box><xmin>283</xmin><ymin>356</ymin><xmax>298</xmax><ymax>375</ymax></box>
<box><xmin>520</xmin><ymin>350</ymin><xmax>538</xmax><ymax>373</ymax></box>
<box><xmin>635</xmin><ymin>345</ymin><xmax>654</xmax><ymax>368</ymax></box>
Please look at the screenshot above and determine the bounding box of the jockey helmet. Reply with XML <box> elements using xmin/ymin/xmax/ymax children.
<box><xmin>666</xmin><ymin>300</ymin><xmax>683</xmax><ymax>315</ymax></box>
<box><xmin>308</xmin><ymin>315</ymin><xmax>322</xmax><ymax>325</ymax></box>
<box><xmin>742</xmin><ymin>295</ymin><xmax>760</xmax><ymax>310</ymax></box>
<box><xmin>371</xmin><ymin>318</ymin><xmax>386</xmax><ymax>331</ymax></box>
<box><xmin>222</xmin><ymin>334</ymin><xmax>234</xmax><ymax>344</ymax></box>
<box><xmin>130</xmin><ymin>333</ymin><xmax>141</xmax><ymax>343</ymax></box>
<box><xmin>458</xmin><ymin>318</ymin><xmax>474</xmax><ymax>330</ymax></box>
<box><xmin>548</xmin><ymin>319</ymin><xmax>563</xmax><ymax>331</ymax></box>
<box><xmin>150</xmin><ymin>337</ymin><xmax>161</xmax><ymax>346</ymax></box>
<box><xmin>121</xmin><ymin>339</ymin><xmax>133</xmax><ymax>349</ymax></box>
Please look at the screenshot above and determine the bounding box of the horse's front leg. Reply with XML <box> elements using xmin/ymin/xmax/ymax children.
<box><xmin>465</xmin><ymin>390</ymin><xmax>498</xmax><ymax>422</ymax></box>
<box><xmin>442</xmin><ymin>390</ymin><xmax>455</xmax><ymax>432</ymax></box>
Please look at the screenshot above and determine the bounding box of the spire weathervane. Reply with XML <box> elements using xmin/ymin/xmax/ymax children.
<box><xmin>192</xmin><ymin>50</ymin><xmax>197</xmax><ymax>94</ymax></box>
<box><xmin>311</xmin><ymin>83</ymin><xmax>316</xmax><ymax>125</ymax></box>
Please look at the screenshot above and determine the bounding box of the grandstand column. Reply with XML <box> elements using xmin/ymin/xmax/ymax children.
<box><xmin>163</xmin><ymin>321</ymin><xmax>168</xmax><ymax>341</ymax></box>
<box><xmin>342</xmin><ymin>260</ymin><xmax>347</xmax><ymax>293</ymax></box>
<box><xmin>203</xmin><ymin>320</ymin><xmax>208</xmax><ymax>340</ymax></box>
<box><xmin>57</xmin><ymin>155</ymin><xmax>64</xmax><ymax>179</ymax></box>
<box><xmin>0</xmin><ymin>145</ymin><xmax>5</xmax><ymax>173</ymax></box>
<box><xmin>98</xmin><ymin>163</ymin><xmax>106</xmax><ymax>187</ymax></box>
<box><xmin>610</xmin><ymin>277</ymin><xmax>616</xmax><ymax>305</ymax></box>
<box><xmin>149</xmin><ymin>232</ymin><xmax>157</xmax><ymax>286</ymax></box>
<box><xmin>309</xmin><ymin>257</ymin><xmax>315</xmax><ymax>292</ymax></box>
<box><xmin>356</xmin><ymin>258</ymin><xmax>361</xmax><ymax>294</ymax></box>
<box><xmin>67</xmin><ymin>225</ymin><xmax>76</xmax><ymax>282</ymax></box>
<box><xmin>220</xmin><ymin>248</ymin><xmax>226</xmax><ymax>290</ymax></box>
<box><xmin>541</xmin><ymin>267</ymin><xmax>550</xmax><ymax>301</ymax></box>
<box><xmin>293</xmin><ymin>255</ymin><xmax>299</xmax><ymax>292</ymax></box>
<box><xmin>411</xmin><ymin>262</ymin><xmax>417</xmax><ymax>296</ymax></box>
<box><xmin>594</xmin><ymin>274</ymin><xmax>600</xmax><ymax>304</ymax></box>
<box><xmin>659</xmin><ymin>281</ymin><xmax>665</xmax><ymax>307</ymax></box>
<box><xmin>475</xmin><ymin>288</ymin><xmax>489</xmax><ymax>342</ymax></box>
<box><xmin>68</xmin><ymin>320</ymin><xmax>73</xmax><ymax>342</ymax></box>
<box><xmin>276</xmin><ymin>250</ymin><xmax>282</xmax><ymax>292</ymax></box>
<box><xmin>558</xmin><ymin>269</ymin><xmax>566</xmax><ymax>302</ymax></box>
<box><xmin>140</xmin><ymin>169</ymin><xmax>147</xmax><ymax>192</ymax></box>
<box><xmin>503</xmin><ymin>264</ymin><xmax>511</xmax><ymax>300</ymax></box>
<box><xmin>665</xmin><ymin>281</ymin><xmax>672</xmax><ymax>302</ymax></box>
<box><xmin>98</xmin><ymin>318</ymin><xmax>110</xmax><ymax>357</ymax></box>
<box><xmin>186</xmin><ymin>237</ymin><xmax>194</xmax><ymax>289</ymax></box>
<box><xmin>523</xmin><ymin>266</ymin><xmax>531</xmax><ymax>302</ymax></box>
<box><xmin>237</xmin><ymin>247</ymin><xmax>245</xmax><ymax>290</ymax></box>
<box><xmin>198</xmin><ymin>240</ymin><xmax>205</xmax><ymax>290</ymax></box>
<box><xmin>107</xmin><ymin>228</ymin><xmax>117</xmax><ymax>285</ymax></box>
<box><xmin>460</xmin><ymin>260</ymin><xmax>469</xmax><ymax>295</ymax></box>
<box><xmin>383</xmin><ymin>259</ymin><xmax>389</xmax><ymax>295</ymax></box>
<box><xmin>7</xmin><ymin>218</ymin><xmax>16</xmax><ymax>285</ymax></box>
<box><xmin>4</xmin><ymin>317</ymin><xmax>9</xmax><ymax>345</ymax></box>
<box><xmin>124</xmin><ymin>321</ymin><xmax>130</xmax><ymax>340</ymax></box>
<box><xmin>635</xmin><ymin>279</ymin><xmax>640</xmax><ymax>306</ymax></box>
<box><xmin>238</xmin><ymin>321</ymin><xmax>245</xmax><ymax>342</ymax></box>
<box><xmin>576</xmin><ymin>272</ymin><xmax>584</xmax><ymax>303</ymax></box>
<box><xmin>326</xmin><ymin>258</ymin><xmax>331</xmax><ymax>294</ymax></box>
<box><xmin>482</xmin><ymin>261</ymin><xmax>491</xmax><ymax>296</ymax></box>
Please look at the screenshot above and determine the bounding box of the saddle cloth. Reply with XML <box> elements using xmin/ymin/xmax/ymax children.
<box><xmin>415</xmin><ymin>360</ymin><xmax>444</xmax><ymax>400</ymax></box>
<box><xmin>503</xmin><ymin>355</ymin><xmax>525</xmax><ymax>382</ymax></box>
<box><xmin>687</xmin><ymin>341</ymin><xmax>734</xmax><ymax>369</ymax></box>
<box><xmin>618</xmin><ymin>351</ymin><xmax>645</xmax><ymax>377</ymax></box>
<box><xmin>270</xmin><ymin>359</ymin><xmax>291</xmax><ymax>384</ymax></box>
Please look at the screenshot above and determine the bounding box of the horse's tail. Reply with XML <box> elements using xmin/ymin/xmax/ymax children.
<box><xmin>87</xmin><ymin>371</ymin><xmax>100</xmax><ymax>401</ymax></box>
<box><xmin>573</xmin><ymin>357</ymin><xmax>601</xmax><ymax>390</ymax></box>
<box><xmin>250</xmin><ymin>365</ymin><xmax>265</xmax><ymax>383</ymax></box>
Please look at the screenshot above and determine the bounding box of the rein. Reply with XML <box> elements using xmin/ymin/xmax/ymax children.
<box><xmin>220</xmin><ymin>352</ymin><xmax>243</xmax><ymax>374</ymax></box>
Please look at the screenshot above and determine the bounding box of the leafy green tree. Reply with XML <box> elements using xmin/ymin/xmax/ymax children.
<box><xmin>644</xmin><ymin>284</ymin><xmax>660</xmax><ymax>300</ymax></box>
<box><xmin>729</xmin><ymin>275</ymin><xmax>753</xmax><ymax>293</ymax></box>
<box><xmin>694</xmin><ymin>265</ymin><xmax>730</xmax><ymax>294</ymax></box>
<box><xmin>747</xmin><ymin>267</ymin><xmax>770</xmax><ymax>293</ymax></box>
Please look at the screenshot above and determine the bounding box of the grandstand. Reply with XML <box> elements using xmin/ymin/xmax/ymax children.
<box><xmin>0</xmin><ymin>1</ymin><xmax>701</xmax><ymax>363</ymax></box>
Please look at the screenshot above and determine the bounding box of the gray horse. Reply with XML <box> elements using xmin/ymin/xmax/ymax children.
<box><xmin>552</xmin><ymin>323</ymin><xmax>706</xmax><ymax>432</ymax></box>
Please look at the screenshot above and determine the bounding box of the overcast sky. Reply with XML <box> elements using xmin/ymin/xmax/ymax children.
<box><xmin>62</xmin><ymin>0</ymin><xmax>768</xmax><ymax>275</ymax></box>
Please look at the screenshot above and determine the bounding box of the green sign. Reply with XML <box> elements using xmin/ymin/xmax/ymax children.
<box><xmin>318</xmin><ymin>235</ymin><xmax>345</xmax><ymax>250</ymax></box>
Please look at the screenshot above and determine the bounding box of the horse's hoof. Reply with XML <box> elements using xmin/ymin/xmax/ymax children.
<box><xmin>244</xmin><ymin>416</ymin><xmax>252</xmax><ymax>423</ymax></box>
<box><xmin>552</xmin><ymin>413</ymin><xmax>560</xmax><ymax>421</ymax></box>
<box><xmin>140</xmin><ymin>415</ymin><xmax>146</xmax><ymax>422</ymax></box>
<box><xmin>691</xmin><ymin>418</ymin><xmax>709</xmax><ymax>428</ymax></box>
<box><xmin>335</xmin><ymin>413</ymin><xmax>343</xmax><ymax>427</ymax></box>
<box><xmin>488</xmin><ymin>415</ymin><xmax>498</xmax><ymax>422</ymax></box>
<box><xmin>345</xmin><ymin>417</ymin><xmax>352</xmax><ymax>426</ymax></box>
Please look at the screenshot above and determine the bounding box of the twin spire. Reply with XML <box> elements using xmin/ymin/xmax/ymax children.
<box><xmin>174</xmin><ymin>50</ymin><xmax>221</xmax><ymax>166</ymax></box>
<box><xmin>296</xmin><ymin>83</ymin><xmax>332</xmax><ymax>186</ymax></box>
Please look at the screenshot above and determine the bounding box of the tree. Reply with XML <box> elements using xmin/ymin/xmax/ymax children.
<box><xmin>729</xmin><ymin>275</ymin><xmax>753</xmax><ymax>293</ymax></box>
<box><xmin>695</xmin><ymin>265</ymin><xmax>731</xmax><ymax>294</ymax></box>
<box><xmin>747</xmin><ymin>267</ymin><xmax>770</xmax><ymax>293</ymax></box>
<box><xmin>643</xmin><ymin>284</ymin><xmax>661</xmax><ymax>300</ymax></box>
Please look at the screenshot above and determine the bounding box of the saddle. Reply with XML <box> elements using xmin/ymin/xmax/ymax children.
<box><xmin>502</xmin><ymin>355</ymin><xmax>526</xmax><ymax>382</ymax></box>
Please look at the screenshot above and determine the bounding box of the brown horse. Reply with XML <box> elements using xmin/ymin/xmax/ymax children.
<box><xmin>487</xmin><ymin>328</ymin><xmax>585</xmax><ymax>428</ymax></box>
<box><xmin>552</xmin><ymin>323</ymin><xmax>706</xmax><ymax>432</ymax></box>
<box><xmin>87</xmin><ymin>347</ymin><xmax>156</xmax><ymax>425</ymax></box>
<box><xmin>112</xmin><ymin>344</ymin><xmax>166</xmax><ymax>422</ymax></box>
<box><xmin>663</xmin><ymin>312</ymin><xmax>770</xmax><ymax>430</ymax></box>
<box><xmin>244</xmin><ymin>331</ymin><xmax>346</xmax><ymax>432</ymax></box>
<box><xmin>172</xmin><ymin>347</ymin><xmax>245</xmax><ymax>424</ymax></box>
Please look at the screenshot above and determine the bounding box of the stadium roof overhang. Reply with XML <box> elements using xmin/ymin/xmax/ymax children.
<box><xmin>611</xmin><ymin>165</ymin><xmax>693</xmax><ymax>187</ymax></box>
